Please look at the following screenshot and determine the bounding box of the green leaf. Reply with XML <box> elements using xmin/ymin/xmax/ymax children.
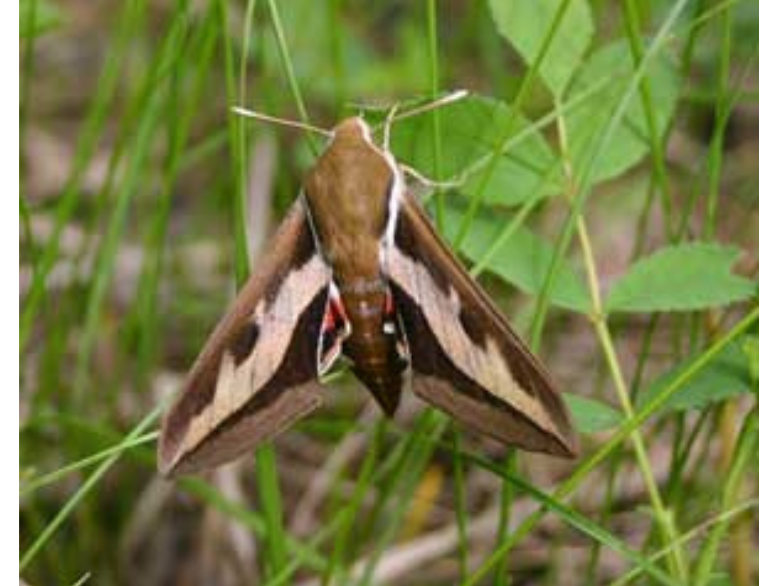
<box><xmin>391</xmin><ymin>94</ymin><xmax>561</xmax><ymax>206</ymax></box>
<box><xmin>564</xmin><ymin>394</ymin><xmax>622</xmax><ymax>434</ymax></box>
<box><xmin>606</xmin><ymin>243</ymin><xmax>756</xmax><ymax>313</ymax></box>
<box><xmin>442</xmin><ymin>205</ymin><xmax>591</xmax><ymax>313</ymax></box>
<box><xmin>637</xmin><ymin>341</ymin><xmax>752</xmax><ymax>413</ymax></box>
<box><xmin>565</xmin><ymin>39</ymin><xmax>680</xmax><ymax>185</ymax></box>
<box><xmin>488</xmin><ymin>0</ymin><xmax>594</xmax><ymax>97</ymax></box>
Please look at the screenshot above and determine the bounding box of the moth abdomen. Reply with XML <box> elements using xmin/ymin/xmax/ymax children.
<box><xmin>339</xmin><ymin>284</ymin><xmax>405</xmax><ymax>416</ymax></box>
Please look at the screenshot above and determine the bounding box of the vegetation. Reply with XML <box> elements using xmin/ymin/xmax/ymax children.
<box><xmin>20</xmin><ymin>0</ymin><xmax>758</xmax><ymax>584</ymax></box>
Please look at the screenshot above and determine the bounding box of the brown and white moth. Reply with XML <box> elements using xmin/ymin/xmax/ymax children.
<box><xmin>158</xmin><ymin>97</ymin><xmax>577</xmax><ymax>476</ymax></box>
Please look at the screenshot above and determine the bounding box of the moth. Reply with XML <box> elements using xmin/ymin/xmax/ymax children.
<box><xmin>158</xmin><ymin>94</ymin><xmax>577</xmax><ymax>476</ymax></box>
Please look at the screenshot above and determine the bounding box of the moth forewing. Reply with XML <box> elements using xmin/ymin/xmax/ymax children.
<box><xmin>385</xmin><ymin>191</ymin><xmax>577</xmax><ymax>457</ymax></box>
<box><xmin>158</xmin><ymin>199</ymin><xmax>333</xmax><ymax>476</ymax></box>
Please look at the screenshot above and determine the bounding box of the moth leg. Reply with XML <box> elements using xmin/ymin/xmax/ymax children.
<box><xmin>399</xmin><ymin>163</ymin><xmax>464</xmax><ymax>191</ymax></box>
<box><xmin>318</xmin><ymin>282</ymin><xmax>351</xmax><ymax>376</ymax></box>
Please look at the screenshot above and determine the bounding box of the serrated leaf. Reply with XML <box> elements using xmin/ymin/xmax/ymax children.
<box><xmin>637</xmin><ymin>341</ymin><xmax>752</xmax><ymax>413</ymax></box>
<box><xmin>489</xmin><ymin>0</ymin><xmax>594</xmax><ymax>97</ymax></box>
<box><xmin>441</xmin><ymin>205</ymin><xmax>591</xmax><ymax>313</ymax></box>
<box><xmin>565</xmin><ymin>39</ymin><xmax>680</xmax><ymax>185</ymax></box>
<box><xmin>391</xmin><ymin>95</ymin><xmax>561</xmax><ymax>206</ymax></box>
<box><xmin>606</xmin><ymin>243</ymin><xmax>756</xmax><ymax>313</ymax></box>
<box><xmin>564</xmin><ymin>394</ymin><xmax>622</xmax><ymax>434</ymax></box>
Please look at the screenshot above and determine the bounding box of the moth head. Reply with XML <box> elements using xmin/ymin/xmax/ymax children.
<box><xmin>332</xmin><ymin>116</ymin><xmax>374</xmax><ymax>145</ymax></box>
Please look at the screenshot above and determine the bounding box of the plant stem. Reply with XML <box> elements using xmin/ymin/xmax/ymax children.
<box><xmin>426</xmin><ymin>0</ymin><xmax>445</xmax><ymax>230</ymax></box>
<box><xmin>266</xmin><ymin>0</ymin><xmax>318</xmax><ymax>154</ymax></box>
<box><xmin>453</xmin><ymin>0</ymin><xmax>574</xmax><ymax>249</ymax></box>
<box><xmin>552</xmin><ymin>94</ymin><xmax>689</xmax><ymax>581</ymax></box>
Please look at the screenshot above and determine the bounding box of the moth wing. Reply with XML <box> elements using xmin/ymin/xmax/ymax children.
<box><xmin>159</xmin><ymin>198</ymin><xmax>334</xmax><ymax>476</ymax></box>
<box><xmin>386</xmin><ymin>193</ymin><xmax>577</xmax><ymax>457</ymax></box>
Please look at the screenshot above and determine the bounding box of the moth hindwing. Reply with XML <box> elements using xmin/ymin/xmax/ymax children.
<box><xmin>158</xmin><ymin>114</ymin><xmax>576</xmax><ymax>476</ymax></box>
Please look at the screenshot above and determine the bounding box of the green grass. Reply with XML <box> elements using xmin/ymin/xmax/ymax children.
<box><xmin>21</xmin><ymin>0</ymin><xmax>758</xmax><ymax>584</ymax></box>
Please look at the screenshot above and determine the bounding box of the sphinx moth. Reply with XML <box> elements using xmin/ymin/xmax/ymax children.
<box><xmin>158</xmin><ymin>103</ymin><xmax>577</xmax><ymax>476</ymax></box>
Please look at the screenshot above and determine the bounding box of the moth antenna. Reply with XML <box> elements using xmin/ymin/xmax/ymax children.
<box><xmin>370</xmin><ymin>89</ymin><xmax>469</xmax><ymax>138</ymax></box>
<box><xmin>372</xmin><ymin>90</ymin><xmax>468</xmax><ymax>148</ymax></box>
<box><xmin>231</xmin><ymin>107</ymin><xmax>333</xmax><ymax>138</ymax></box>
<box><xmin>392</xmin><ymin>89</ymin><xmax>469</xmax><ymax>123</ymax></box>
